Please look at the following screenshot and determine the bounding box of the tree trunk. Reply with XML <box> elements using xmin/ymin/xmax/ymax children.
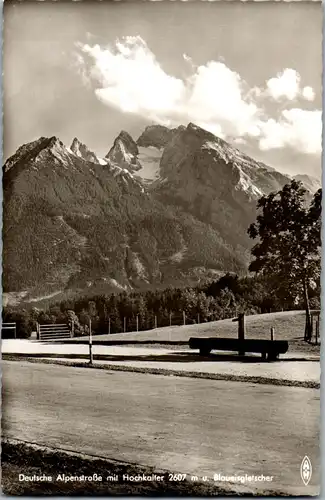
<box><xmin>303</xmin><ymin>277</ymin><xmax>312</xmax><ymax>341</ymax></box>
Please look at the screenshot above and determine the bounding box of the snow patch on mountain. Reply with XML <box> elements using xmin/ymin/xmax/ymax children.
<box><xmin>236</xmin><ymin>168</ymin><xmax>264</xmax><ymax>199</ymax></box>
<box><xmin>132</xmin><ymin>252</ymin><xmax>149</xmax><ymax>281</ymax></box>
<box><xmin>203</xmin><ymin>140</ymin><xmax>272</xmax><ymax>173</ymax></box>
<box><xmin>28</xmin><ymin>291</ymin><xmax>63</xmax><ymax>303</ymax></box>
<box><xmin>119</xmin><ymin>140</ymin><xmax>134</xmax><ymax>164</ymax></box>
<box><xmin>104</xmin><ymin>160</ymin><xmax>145</xmax><ymax>193</ymax></box>
<box><xmin>97</xmin><ymin>157</ymin><xmax>108</xmax><ymax>165</ymax></box>
<box><xmin>169</xmin><ymin>244</ymin><xmax>188</xmax><ymax>263</ymax></box>
<box><xmin>109</xmin><ymin>278</ymin><xmax>129</xmax><ymax>291</ymax></box>
<box><xmin>136</xmin><ymin>146</ymin><xmax>163</xmax><ymax>182</ymax></box>
<box><xmin>202</xmin><ymin>139</ymin><xmax>283</xmax><ymax>199</ymax></box>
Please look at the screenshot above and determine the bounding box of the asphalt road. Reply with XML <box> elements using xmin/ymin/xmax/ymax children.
<box><xmin>2</xmin><ymin>361</ymin><xmax>320</xmax><ymax>495</ymax></box>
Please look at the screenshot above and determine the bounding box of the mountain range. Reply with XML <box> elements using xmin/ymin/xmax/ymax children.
<box><xmin>2</xmin><ymin>122</ymin><xmax>320</xmax><ymax>306</ymax></box>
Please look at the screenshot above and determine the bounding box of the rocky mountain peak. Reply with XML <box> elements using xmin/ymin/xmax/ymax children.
<box><xmin>137</xmin><ymin>125</ymin><xmax>177</xmax><ymax>149</ymax></box>
<box><xmin>70</xmin><ymin>137</ymin><xmax>98</xmax><ymax>163</ymax></box>
<box><xmin>158</xmin><ymin>122</ymin><xmax>292</xmax><ymax>217</ymax></box>
<box><xmin>4</xmin><ymin>137</ymin><xmax>46</xmax><ymax>174</ymax></box>
<box><xmin>46</xmin><ymin>136</ymin><xmax>68</xmax><ymax>153</ymax></box>
<box><xmin>185</xmin><ymin>122</ymin><xmax>224</xmax><ymax>145</ymax></box>
<box><xmin>3</xmin><ymin>136</ymin><xmax>67</xmax><ymax>178</ymax></box>
<box><xmin>105</xmin><ymin>130</ymin><xmax>141</xmax><ymax>172</ymax></box>
<box><xmin>116</xmin><ymin>131</ymin><xmax>139</xmax><ymax>156</ymax></box>
<box><xmin>48</xmin><ymin>135</ymin><xmax>62</xmax><ymax>146</ymax></box>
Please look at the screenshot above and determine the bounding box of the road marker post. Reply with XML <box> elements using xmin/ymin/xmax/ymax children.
<box><xmin>89</xmin><ymin>318</ymin><xmax>93</xmax><ymax>365</ymax></box>
<box><xmin>232</xmin><ymin>313</ymin><xmax>245</xmax><ymax>356</ymax></box>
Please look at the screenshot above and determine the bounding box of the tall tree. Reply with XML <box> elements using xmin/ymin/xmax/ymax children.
<box><xmin>248</xmin><ymin>180</ymin><xmax>321</xmax><ymax>340</ymax></box>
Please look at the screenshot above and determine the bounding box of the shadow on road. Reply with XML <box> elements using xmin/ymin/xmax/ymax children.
<box><xmin>86</xmin><ymin>352</ymin><xmax>320</xmax><ymax>363</ymax></box>
<box><xmin>3</xmin><ymin>352</ymin><xmax>319</xmax><ymax>364</ymax></box>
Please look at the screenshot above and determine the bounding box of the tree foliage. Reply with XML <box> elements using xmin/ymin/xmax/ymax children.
<box><xmin>4</xmin><ymin>269</ymin><xmax>317</xmax><ymax>338</ymax></box>
<box><xmin>248</xmin><ymin>180</ymin><xmax>322</xmax><ymax>339</ymax></box>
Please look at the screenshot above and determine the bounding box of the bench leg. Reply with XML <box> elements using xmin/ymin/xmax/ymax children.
<box><xmin>261</xmin><ymin>352</ymin><xmax>267</xmax><ymax>361</ymax></box>
<box><xmin>267</xmin><ymin>352</ymin><xmax>278</xmax><ymax>362</ymax></box>
<box><xmin>199</xmin><ymin>348</ymin><xmax>211</xmax><ymax>356</ymax></box>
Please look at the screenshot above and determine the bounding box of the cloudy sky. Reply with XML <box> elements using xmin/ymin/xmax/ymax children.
<box><xmin>3</xmin><ymin>0</ymin><xmax>322</xmax><ymax>177</ymax></box>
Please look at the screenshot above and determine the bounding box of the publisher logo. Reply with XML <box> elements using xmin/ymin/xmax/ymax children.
<box><xmin>300</xmin><ymin>456</ymin><xmax>312</xmax><ymax>486</ymax></box>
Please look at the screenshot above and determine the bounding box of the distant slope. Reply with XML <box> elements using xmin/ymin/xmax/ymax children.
<box><xmin>73</xmin><ymin>310</ymin><xmax>307</xmax><ymax>343</ymax></box>
<box><xmin>294</xmin><ymin>174</ymin><xmax>321</xmax><ymax>194</ymax></box>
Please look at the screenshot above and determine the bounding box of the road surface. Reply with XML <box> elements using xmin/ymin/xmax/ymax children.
<box><xmin>2</xmin><ymin>340</ymin><xmax>320</xmax><ymax>385</ymax></box>
<box><xmin>2</xmin><ymin>361</ymin><xmax>320</xmax><ymax>495</ymax></box>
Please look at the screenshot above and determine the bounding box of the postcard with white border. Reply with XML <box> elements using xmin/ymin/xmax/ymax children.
<box><xmin>1</xmin><ymin>0</ymin><xmax>322</xmax><ymax>496</ymax></box>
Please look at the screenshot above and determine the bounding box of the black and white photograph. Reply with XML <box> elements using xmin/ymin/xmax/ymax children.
<box><xmin>1</xmin><ymin>0</ymin><xmax>322</xmax><ymax>496</ymax></box>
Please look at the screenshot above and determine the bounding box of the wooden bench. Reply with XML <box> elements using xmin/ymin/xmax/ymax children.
<box><xmin>189</xmin><ymin>337</ymin><xmax>289</xmax><ymax>361</ymax></box>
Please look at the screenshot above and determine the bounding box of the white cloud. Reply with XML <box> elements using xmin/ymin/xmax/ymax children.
<box><xmin>302</xmin><ymin>86</ymin><xmax>316</xmax><ymax>101</ymax></box>
<box><xmin>259</xmin><ymin>109</ymin><xmax>322</xmax><ymax>154</ymax></box>
<box><xmin>233</xmin><ymin>137</ymin><xmax>247</xmax><ymax>146</ymax></box>
<box><xmin>185</xmin><ymin>62</ymin><xmax>259</xmax><ymax>138</ymax></box>
<box><xmin>266</xmin><ymin>68</ymin><xmax>300</xmax><ymax>101</ymax></box>
<box><xmin>183</xmin><ymin>53</ymin><xmax>192</xmax><ymax>64</ymax></box>
<box><xmin>265</xmin><ymin>68</ymin><xmax>316</xmax><ymax>102</ymax></box>
<box><xmin>76</xmin><ymin>36</ymin><xmax>321</xmax><ymax>156</ymax></box>
<box><xmin>79</xmin><ymin>37</ymin><xmax>184</xmax><ymax>120</ymax></box>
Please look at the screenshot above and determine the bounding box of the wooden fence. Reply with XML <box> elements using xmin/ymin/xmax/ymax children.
<box><xmin>37</xmin><ymin>323</ymin><xmax>72</xmax><ymax>341</ymax></box>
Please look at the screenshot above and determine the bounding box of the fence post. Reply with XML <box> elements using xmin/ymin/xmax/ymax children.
<box><xmin>36</xmin><ymin>322</ymin><xmax>40</xmax><ymax>340</ymax></box>
<box><xmin>108</xmin><ymin>317</ymin><xmax>111</xmax><ymax>335</ymax></box>
<box><xmin>89</xmin><ymin>318</ymin><xmax>93</xmax><ymax>365</ymax></box>
<box><xmin>183</xmin><ymin>311</ymin><xmax>186</xmax><ymax>326</ymax></box>
<box><xmin>71</xmin><ymin>320</ymin><xmax>74</xmax><ymax>338</ymax></box>
<box><xmin>270</xmin><ymin>327</ymin><xmax>275</xmax><ymax>341</ymax></box>
<box><xmin>154</xmin><ymin>316</ymin><xmax>157</xmax><ymax>329</ymax></box>
<box><xmin>169</xmin><ymin>313</ymin><xmax>172</xmax><ymax>327</ymax></box>
<box><xmin>315</xmin><ymin>318</ymin><xmax>319</xmax><ymax>345</ymax></box>
<box><xmin>136</xmin><ymin>315</ymin><xmax>139</xmax><ymax>332</ymax></box>
<box><xmin>197</xmin><ymin>314</ymin><xmax>200</xmax><ymax>325</ymax></box>
<box><xmin>124</xmin><ymin>317</ymin><xmax>126</xmax><ymax>333</ymax></box>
